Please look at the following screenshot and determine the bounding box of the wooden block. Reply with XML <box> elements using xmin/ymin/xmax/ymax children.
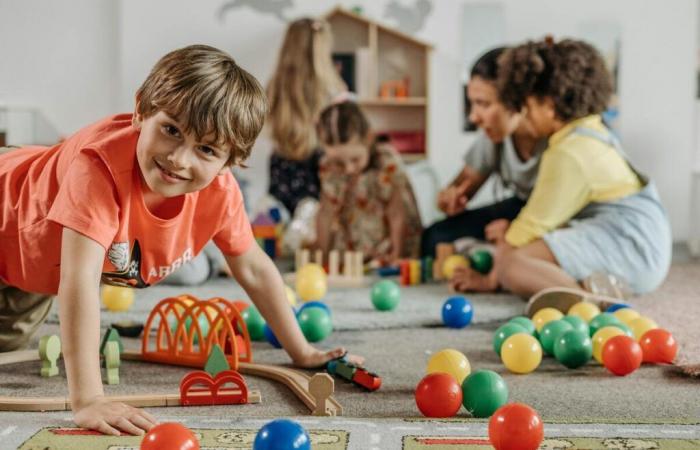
<box><xmin>329</xmin><ymin>250</ymin><xmax>339</xmax><ymax>277</ymax></box>
<box><xmin>434</xmin><ymin>243</ymin><xmax>454</xmax><ymax>281</ymax></box>
<box><xmin>300</xmin><ymin>249</ymin><xmax>309</xmax><ymax>268</ymax></box>
<box><xmin>0</xmin><ymin>396</ymin><xmax>69</xmax><ymax>412</ymax></box>
<box><xmin>204</xmin><ymin>344</ymin><xmax>230</xmax><ymax>377</ymax></box>
<box><xmin>39</xmin><ymin>335</ymin><xmax>61</xmax><ymax>378</ymax></box>
<box><xmin>343</xmin><ymin>252</ymin><xmax>353</xmax><ymax>277</ymax></box>
<box><xmin>104</xmin><ymin>341</ymin><xmax>120</xmax><ymax>385</ymax></box>
<box><xmin>0</xmin><ymin>350</ymin><xmax>36</xmax><ymax>365</ymax></box>
<box><xmin>309</xmin><ymin>373</ymin><xmax>335</xmax><ymax>416</ymax></box>
<box><xmin>314</xmin><ymin>249</ymin><xmax>323</xmax><ymax>266</ymax></box>
<box><xmin>409</xmin><ymin>260</ymin><xmax>421</xmax><ymax>285</ymax></box>
<box><xmin>352</xmin><ymin>252</ymin><xmax>363</xmax><ymax>278</ymax></box>
<box><xmin>100</xmin><ymin>327</ymin><xmax>123</xmax><ymax>355</ymax></box>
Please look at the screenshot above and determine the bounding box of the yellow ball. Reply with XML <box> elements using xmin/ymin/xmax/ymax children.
<box><xmin>591</xmin><ymin>326</ymin><xmax>625</xmax><ymax>363</ymax></box>
<box><xmin>296</xmin><ymin>276</ymin><xmax>327</xmax><ymax>303</ymax></box>
<box><xmin>629</xmin><ymin>316</ymin><xmax>658</xmax><ymax>341</ymax></box>
<box><xmin>501</xmin><ymin>333</ymin><xmax>542</xmax><ymax>374</ymax></box>
<box><xmin>532</xmin><ymin>307</ymin><xmax>564</xmax><ymax>332</ymax></box>
<box><xmin>442</xmin><ymin>254</ymin><xmax>469</xmax><ymax>279</ymax></box>
<box><xmin>613</xmin><ymin>308</ymin><xmax>640</xmax><ymax>326</ymax></box>
<box><xmin>567</xmin><ymin>302</ymin><xmax>601</xmax><ymax>323</ymax></box>
<box><xmin>101</xmin><ymin>285</ymin><xmax>134</xmax><ymax>312</ymax></box>
<box><xmin>285</xmin><ymin>285</ymin><xmax>297</xmax><ymax>306</ymax></box>
<box><xmin>297</xmin><ymin>263</ymin><xmax>327</xmax><ymax>281</ymax></box>
<box><xmin>426</xmin><ymin>349</ymin><xmax>471</xmax><ymax>383</ymax></box>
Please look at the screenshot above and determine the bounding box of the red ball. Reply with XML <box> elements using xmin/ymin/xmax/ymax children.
<box><xmin>488</xmin><ymin>403</ymin><xmax>544</xmax><ymax>450</ymax></box>
<box><xmin>602</xmin><ymin>335</ymin><xmax>643</xmax><ymax>376</ymax></box>
<box><xmin>141</xmin><ymin>422</ymin><xmax>199</xmax><ymax>450</ymax></box>
<box><xmin>639</xmin><ymin>328</ymin><xmax>678</xmax><ymax>364</ymax></box>
<box><xmin>415</xmin><ymin>373</ymin><xmax>463</xmax><ymax>418</ymax></box>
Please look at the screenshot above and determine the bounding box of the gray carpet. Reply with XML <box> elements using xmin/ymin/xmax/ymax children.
<box><xmin>1</xmin><ymin>262</ymin><xmax>699</xmax><ymax>449</ymax></box>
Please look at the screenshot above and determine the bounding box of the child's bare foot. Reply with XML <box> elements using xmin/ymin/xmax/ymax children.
<box><xmin>450</xmin><ymin>266</ymin><xmax>498</xmax><ymax>292</ymax></box>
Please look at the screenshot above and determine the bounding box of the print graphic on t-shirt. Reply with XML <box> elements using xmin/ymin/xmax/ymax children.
<box><xmin>102</xmin><ymin>240</ymin><xmax>149</xmax><ymax>288</ymax></box>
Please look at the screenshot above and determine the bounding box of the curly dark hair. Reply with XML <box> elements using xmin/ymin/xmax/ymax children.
<box><xmin>497</xmin><ymin>38</ymin><xmax>613</xmax><ymax>121</ymax></box>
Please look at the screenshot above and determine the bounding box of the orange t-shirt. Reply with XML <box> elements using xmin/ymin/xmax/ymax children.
<box><xmin>0</xmin><ymin>114</ymin><xmax>253</xmax><ymax>294</ymax></box>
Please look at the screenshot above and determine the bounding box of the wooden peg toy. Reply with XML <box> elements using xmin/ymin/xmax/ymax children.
<box><xmin>104</xmin><ymin>341</ymin><xmax>120</xmax><ymax>385</ymax></box>
<box><xmin>39</xmin><ymin>335</ymin><xmax>61</xmax><ymax>377</ymax></box>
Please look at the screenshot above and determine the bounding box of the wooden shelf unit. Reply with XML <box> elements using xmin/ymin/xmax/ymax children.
<box><xmin>325</xmin><ymin>7</ymin><xmax>432</xmax><ymax>161</ymax></box>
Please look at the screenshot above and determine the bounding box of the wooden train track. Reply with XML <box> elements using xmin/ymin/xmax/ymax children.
<box><xmin>0</xmin><ymin>349</ymin><xmax>341</xmax><ymax>416</ymax></box>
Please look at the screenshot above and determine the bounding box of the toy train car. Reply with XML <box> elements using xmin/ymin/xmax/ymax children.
<box><xmin>326</xmin><ymin>359</ymin><xmax>381</xmax><ymax>391</ymax></box>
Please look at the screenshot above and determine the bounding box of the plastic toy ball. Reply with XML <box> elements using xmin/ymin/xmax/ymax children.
<box><xmin>370</xmin><ymin>280</ymin><xmax>401</xmax><ymax>311</ymax></box>
<box><xmin>469</xmin><ymin>249</ymin><xmax>493</xmax><ymax>274</ymax></box>
<box><xmin>501</xmin><ymin>333</ymin><xmax>542</xmax><ymax>374</ymax></box>
<box><xmin>508</xmin><ymin>316</ymin><xmax>536</xmax><ymax>336</ymax></box>
<box><xmin>296</xmin><ymin>263</ymin><xmax>326</xmax><ymax>281</ymax></box>
<box><xmin>285</xmin><ymin>285</ymin><xmax>297</xmax><ymax>306</ymax></box>
<box><xmin>493</xmin><ymin>322</ymin><xmax>528</xmax><ymax>356</ymax></box>
<box><xmin>141</xmin><ymin>422</ymin><xmax>199</xmax><ymax>450</ymax></box>
<box><xmin>629</xmin><ymin>316</ymin><xmax>658</xmax><ymax>341</ymax></box>
<box><xmin>592</xmin><ymin>326</ymin><xmax>626</xmax><ymax>364</ymax></box>
<box><xmin>538</xmin><ymin>320</ymin><xmax>574</xmax><ymax>356</ymax></box>
<box><xmin>263</xmin><ymin>324</ymin><xmax>282</xmax><ymax>348</ymax></box>
<box><xmin>488</xmin><ymin>403</ymin><xmax>544</xmax><ymax>450</ymax></box>
<box><xmin>605</xmin><ymin>302</ymin><xmax>632</xmax><ymax>313</ymax></box>
<box><xmin>426</xmin><ymin>349</ymin><xmax>471</xmax><ymax>383</ymax></box>
<box><xmin>532</xmin><ymin>307</ymin><xmax>564</xmax><ymax>333</ymax></box>
<box><xmin>253</xmin><ymin>419</ymin><xmax>310</xmax><ymax>450</ymax></box>
<box><xmin>588</xmin><ymin>312</ymin><xmax>624</xmax><ymax>337</ymax></box>
<box><xmin>297</xmin><ymin>306</ymin><xmax>333</xmax><ymax>342</ymax></box>
<box><xmin>567</xmin><ymin>301</ymin><xmax>601</xmax><ymax>323</ymax></box>
<box><xmin>295</xmin><ymin>270</ymin><xmax>327</xmax><ymax>302</ymax></box>
<box><xmin>415</xmin><ymin>373</ymin><xmax>463</xmax><ymax>418</ymax></box>
<box><xmin>602</xmin><ymin>335</ymin><xmax>643</xmax><ymax>376</ymax></box>
<box><xmin>613</xmin><ymin>308</ymin><xmax>641</xmax><ymax>326</ymax></box>
<box><xmin>297</xmin><ymin>300</ymin><xmax>331</xmax><ymax>317</ymax></box>
<box><xmin>461</xmin><ymin>370</ymin><xmax>509</xmax><ymax>418</ymax></box>
<box><xmin>442</xmin><ymin>254</ymin><xmax>469</xmax><ymax>279</ymax></box>
<box><xmin>242</xmin><ymin>305</ymin><xmax>266</xmax><ymax>341</ymax></box>
<box><xmin>441</xmin><ymin>296</ymin><xmax>474</xmax><ymax>328</ymax></box>
<box><xmin>639</xmin><ymin>328</ymin><xmax>678</xmax><ymax>364</ymax></box>
<box><xmin>553</xmin><ymin>330</ymin><xmax>593</xmax><ymax>369</ymax></box>
<box><xmin>101</xmin><ymin>285</ymin><xmax>134</xmax><ymax>312</ymax></box>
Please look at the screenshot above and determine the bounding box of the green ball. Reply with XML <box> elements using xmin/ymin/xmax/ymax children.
<box><xmin>242</xmin><ymin>305</ymin><xmax>266</xmax><ymax>341</ymax></box>
<box><xmin>493</xmin><ymin>323</ymin><xmax>528</xmax><ymax>355</ymax></box>
<box><xmin>539</xmin><ymin>320</ymin><xmax>574</xmax><ymax>356</ymax></box>
<box><xmin>508</xmin><ymin>316</ymin><xmax>536</xmax><ymax>336</ymax></box>
<box><xmin>588</xmin><ymin>312</ymin><xmax>623</xmax><ymax>337</ymax></box>
<box><xmin>469</xmin><ymin>250</ymin><xmax>493</xmax><ymax>274</ymax></box>
<box><xmin>562</xmin><ymin>315</ymin><xmax>589</xmax><ymax>336</ymax></box>
<box><xmin>297</xmin><ymin>306</ymin><xmax>333</xmax><ymax>342</ymax></box>
<box><xmin>169</xmin><ymin>315</ymin><xmax>209</xmax><ymax>344</ymax></box>
<box><xmin>371</xmin><ymin>280</ymin><xmax>401</xmax><ymax>311</ymax></box>
<box><xmin>461</xmin><ymin>369</ymin><xmax>509</xmax><ymax>418</ymax></box>
<box><xmin>553</xmin><ymin>330</ymin><xmax>593</xmax><ymax>369</ymax></box>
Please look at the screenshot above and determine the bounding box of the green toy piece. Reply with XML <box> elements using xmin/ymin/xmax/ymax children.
<box><xmin>39</xmin><ymin>335</ymin><xmax>61</xmax><ymax>377</ymax></box>
<box><xmin>104</xmin><ymin>341</ymin><xmax>120</xmax><ymax>385</ymax></box>
<box><xmin>469</xmin><ymin>250</ymin><xmax>493</xmax><ymax>274</ymax></box>
<box><xmin>204</xmin><ymin>344</ymin><xmax>230</xmax><ymax>377</ymax></box>
<box><xmin>100</xmin><ymin>327</ymin><xmax>124</xmax><ymax>354</ymax></box>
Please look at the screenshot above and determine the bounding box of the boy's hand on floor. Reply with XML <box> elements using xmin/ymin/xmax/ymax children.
<box><xmin>293</xmin><ymin>346</ymin><xmax>365</xmax><ymax>369</ymax></box>
<box><xmin>73</xmin><ymin>396</ymin><xmax>158</xmax><ymax>436</ymax></box>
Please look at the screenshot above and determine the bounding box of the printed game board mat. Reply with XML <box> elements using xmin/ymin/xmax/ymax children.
<box><xmin>19</xmin><ymin>427</ymin><xmax>349</xmax><ymax>450</ymax></box>
<box><xmin>18</xmin><ymin>427</ymin><xmax>700</xmax><ymax>450</ymax></box>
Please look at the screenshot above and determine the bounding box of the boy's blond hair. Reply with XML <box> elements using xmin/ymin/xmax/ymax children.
<box><xmin>267</xmin><ymin>18</ymin><xmax>346</xmax><ymax>160</ymax></box>
<box><xmin>136</xmin><ymin>44</ymin><xmax>267</xmax><ymax>165</ymax></box>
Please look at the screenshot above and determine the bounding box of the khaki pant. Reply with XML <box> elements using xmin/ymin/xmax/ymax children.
<box><xmin>0</xmin><ymin>285</ymin><xmax>54</xmax><ymax>353</ymax></box>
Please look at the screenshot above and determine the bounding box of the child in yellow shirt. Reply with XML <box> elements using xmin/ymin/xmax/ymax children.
<box><xmin>453</xmin><ymin>38</ymin><xmax>671</xmax><ymax>298</ymax></box>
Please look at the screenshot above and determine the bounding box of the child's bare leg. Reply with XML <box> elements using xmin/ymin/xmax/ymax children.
<box><xmin>497</xmin><ymin>240</ymin><xmax>579</xmax><ymax>298</ymax></box>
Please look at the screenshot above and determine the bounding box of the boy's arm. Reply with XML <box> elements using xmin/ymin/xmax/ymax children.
<box><xmin>59</xmin><ymin>228</ymin><xmax>157</xmax><ymax>436</ymax></box>
<box><xmin>438</xmin><ymin>165</ymin><xmax>488</xmax><ymax>216</ymax></box>
<box><xmin>225</xmin><ymin>243</ymin><xmax>363</xmax><ymax>368</ymax></box>
<box><xmin>314</xmin><ymin>196</ymin><xmax>333</xmax><ymax>255</ymax></box>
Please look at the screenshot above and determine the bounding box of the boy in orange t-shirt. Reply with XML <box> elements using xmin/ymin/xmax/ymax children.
<box><xmin>0</xmin><ymin>45</ymin><xmax>361</xmax><ymax>436</ymax></box>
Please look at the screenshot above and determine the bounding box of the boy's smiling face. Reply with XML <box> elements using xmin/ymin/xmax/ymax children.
<box><xmin>133</xmin><ymin>110</ymin><xmax>231</xmax><ymax>199</ymax></box>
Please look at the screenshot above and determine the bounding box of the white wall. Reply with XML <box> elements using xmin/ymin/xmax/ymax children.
<box><xmin>1</xmin><ymin>0</ymin><xmax>697</xmax><ymax>240</ymax></box>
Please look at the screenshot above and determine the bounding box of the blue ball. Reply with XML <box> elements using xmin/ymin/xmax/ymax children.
<box><xmin>442</xmin><ymin>296</ymin><xmax>474</xmax><ymax>328</ymax></box>
<box><xmin>605</xmin><ymin>302</ymin><xmax>632</xmax><ymax>313</ymax></box>
<box><xmin>297</xmin><ymin>301</ymin><xmax>331</xmax><ymax>317</ymax></box>
<box><xmin>254</xmin><ymin>419</ymin><xmax>310</xmax><ymax>450</ymax></box>
<box><xmin>263</xmin><ymin>324</ymin><xmax>282</xmax><ymax>348</ymax></box>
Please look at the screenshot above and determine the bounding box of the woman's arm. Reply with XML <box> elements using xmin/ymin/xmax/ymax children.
<box><xmin>438</xmin><ymin>165</ymin><xmax>489</xmax><ymax>215</ymax></box>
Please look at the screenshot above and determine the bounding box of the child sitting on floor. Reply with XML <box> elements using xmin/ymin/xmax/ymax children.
<box><xmin>313</xmin><ymin>101</ymin><xmax>422</xmax><ymax>265</ymax></box>
<box><xmin>0</xmin><ymin>45</ymin><xmax>362</xmax><ymax>436</ymax></box>
<box><xmin>451</xmin><ymin>38</ymin><xmax>671</xmax><ymax>298</ymax></box>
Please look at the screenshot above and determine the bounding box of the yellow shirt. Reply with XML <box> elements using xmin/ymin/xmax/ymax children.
<box><xmin>505</xmin><ymin>115</ymin><xmax>642</xmax><ymax>247</ymax></box>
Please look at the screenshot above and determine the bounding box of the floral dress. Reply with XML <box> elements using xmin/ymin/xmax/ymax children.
<box><xmin>319</xmin><ymin>143</ymin><xmax>422</xmax><ymax>259</ymax></box>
